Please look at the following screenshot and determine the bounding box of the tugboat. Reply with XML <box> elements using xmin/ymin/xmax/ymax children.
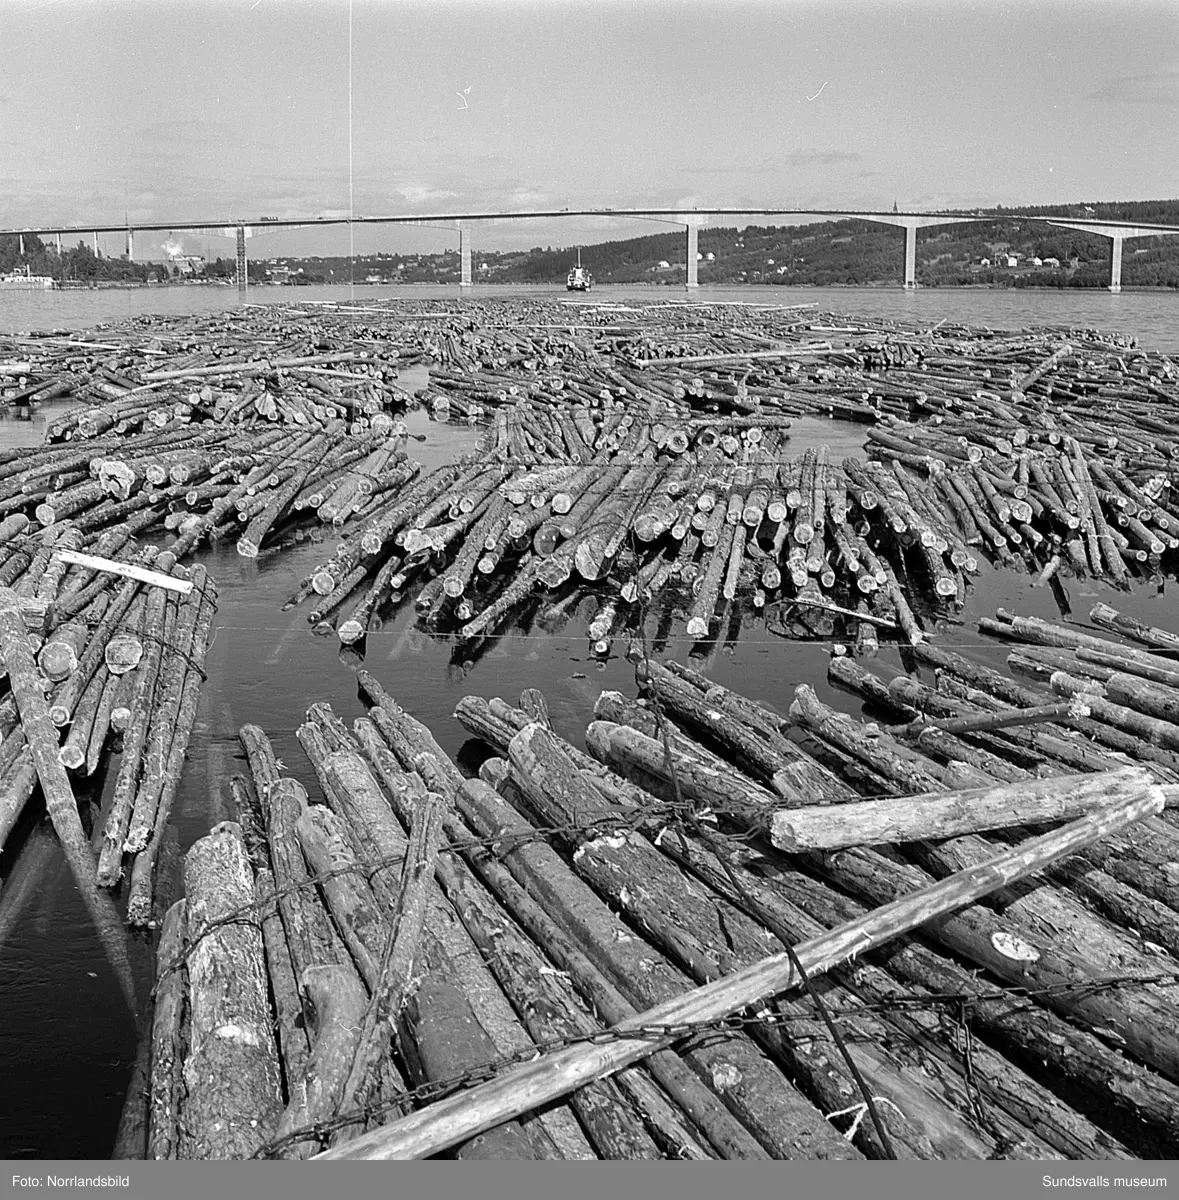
<box><xmin>566</xmin><ymin>247</ymin><xmax>593</xmax><ymax>292</ymax></box>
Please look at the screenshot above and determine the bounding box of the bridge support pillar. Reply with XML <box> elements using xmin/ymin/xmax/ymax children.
<box><xmin>236</xmin><ymin>225</ymin><xmax>248</xmax><ymax>293</ymax></box>
<box><xmin>903</xmin><ymin>222</ymin><xmax>919</xmax><ymax>288</ymax></box>
<box><xmin>126</xmin><ymin>229</ymin><xmax>134</xmax><ymax>261</ymax></box>
<box><xmin>55</xmin><ymin>233</ymin><xmax>62</xmax><ymax>256</ymax></box>
<box><xmin>17</xmin><ymin>234</ymin><xmax>23</xmax><ymax>257</ymax></box>
<box><xmin>686</xmin><ymin>223</ymin><xmax>699</xmax><ymax>288</ymax></box>
<box><xmin>93</xmin><ymin>232</ymin><xmax>99</xmax><ymax>257</ymax></box>
<box><xmin>458</xmin><ymin>223</ymin><xmax>472</xmax><ymax>287</ymax></box>
<box><xmin>1109</xmin><ymin>235</ymin><xmax>1123</xmax><ymax>293</ymax></box>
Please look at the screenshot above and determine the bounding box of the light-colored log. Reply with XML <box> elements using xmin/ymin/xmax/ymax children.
<box><xmin>180</xmin><ymin>822</ymin><xmax>283</xmax><ymax>1159</ymax></box>
<box><xmin>771</xmin><ymin>766</ymin><xmax>1153</xmax><ymax>852</ymax></box>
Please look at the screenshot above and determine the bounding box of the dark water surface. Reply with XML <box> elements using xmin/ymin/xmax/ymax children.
<box><xmin>2</xmin><ymin>286</ymin><xmax>1179</xmax><ymax>1157</ymax></box>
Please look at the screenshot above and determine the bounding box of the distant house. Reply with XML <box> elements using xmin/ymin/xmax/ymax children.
<box><xmin>766</xmin><ymin>258</ymin><xmax>775</xmax><ymax>265</ymax></box>
<box><xmin>979</xmin><ymin>257</ymin><xmax>991</xmax><ymax>267</ymax></box>
<box><xmin>705</xmin><ymin>252</ymin><xmax>715</xmax><ymax>262</ymax></box>
<box><xmin>1005</xmin><ymin>255</ymin><xmax>1019</xmax><ymax>268</ymax></box>
<box><xmin>1031</xmin><ymin>257</ymin><xmax>1042</xmax><ymax>267</ymax></box>
<box><xmin>1043</xmin><ymin>257</ymin><xmax>1060</xmax><ymax>267</ymax></box>
<box><xmin>171</xmin><ymin>255</ymin><xmax>205</xmax><ymax>277</ymax></box>
<box><xmin>656</xmin><ymin>260</ymin><xmax>671</xmax><ymax>270</ymax></box>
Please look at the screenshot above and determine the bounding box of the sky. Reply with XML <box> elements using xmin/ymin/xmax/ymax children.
<box><xmin>0</xmin><ymin>0</ymin><xmax>1176</xmax><ymax>260</ymax></box>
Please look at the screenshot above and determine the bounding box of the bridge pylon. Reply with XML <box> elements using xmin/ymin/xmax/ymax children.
<box><xmin>236</xmin><ymin>225</ymin><xmax>247</xmax><ymax>293</ymax></box>
<box><xmin>680</xmin><ymin>214</ymin><xmax>706</xmax><ymax>288</ymax></box>
<box><xmin>1045</xmin><ymin>219</ymin><xmax>1179</xmax><ymax>293</ymax></box>
<box><xmin>853</xmin><ymin>213</ymin><xmax>979</xmax><ymax>287</ymax></box>
<box><xmin>457</xmin><ymin>222</ymin><xmax>472</xmax><ymax>287</ymax></box>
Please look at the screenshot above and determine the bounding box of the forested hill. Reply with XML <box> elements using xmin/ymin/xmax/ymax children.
<box><xmin>483</xmin><ymin>201</ymin><xmax>1179</xmax><ymax>288</ymax></box>
<box><xmin>268</xmin><ymin>200</ymin><xmax>1179</xmax><ymax>288</ymax></box>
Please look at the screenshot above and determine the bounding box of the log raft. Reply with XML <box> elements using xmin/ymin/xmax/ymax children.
<box><xmin>144</xmin><ymin>646</ymin><xmax>1179</xmax><ymax>1161</ymax></box>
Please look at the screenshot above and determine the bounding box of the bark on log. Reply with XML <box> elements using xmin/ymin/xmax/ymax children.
<box><xmin>180</xmin><ymin>823</ymin><xmax>283</xmax><ymax>1159</ymax></box>
<box><xmin>432</xmin><ymin>828</ymin><xmax>663</xmax><ymax>1160</ymax></box>
<box><xmin>1089</xmin><ymin>602</ymin><xmax>1179</xmax><ymax>652</ymax></box>
<box><xmin>146</xmin><ymin>899</ymin><xmax>187</xmax><ymax>1161</ymax></box>
<box><xmin>454</xmin><ymin>779</ymin><xmax>769</xmax><ymax>1161</ymax></box>
<box><xmin>808</xmin><ymin>826</ymin><xmax>1179</xmax><ymax>1086</ymax></box>
<box><xmin>270</xmin><ymin>964</ymin><xmax>369</xmax><ymax>1159</ymax></box>
<box><xmin>96</xmin><ymin>584</ymin><xmax>168</xmax><ymax>884</ymax></box>
<box><xmin>327</xmin><ymin>784</ymin><xmax>444</xmax><ymax>1147</ymax></box>
<box><xmin>295</xmin><ymin>805</ymin><xmax>387</xmax><ymax>989</ymax></box>
<box><xmin>255</xmin><ymin>867</ymin><xmax>311</xmax><ymax>1100</ymax></box>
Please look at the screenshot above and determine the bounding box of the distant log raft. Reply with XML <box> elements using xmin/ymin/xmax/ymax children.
<box><xmin>5</xmin><ymin>297</ymin><xmax>1179</xmax><ymax>653</ymax></box>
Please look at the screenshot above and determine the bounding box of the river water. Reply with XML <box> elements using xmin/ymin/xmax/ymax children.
<box><xmin>2</xmin><ymin>281</ymin><xmax>1178</xmax><ymax>353</ymax></box>
<box><xmin>2</xmin><ymin>284</ymin><xmax>1179</xmax><ymax>1158</ymax></box>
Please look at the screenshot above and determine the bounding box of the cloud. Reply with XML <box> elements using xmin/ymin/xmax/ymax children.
<box><xmin>1091</xmin><ymin>69</ymin><xmax>1179</xmax><ymax>105</ymax></box>
<box><xmin>396</xmin><ymin>183</ymin><xmax>458</xmax><ymax>204</ymax></box>
<box><xmin>782</xmin><ymin>149</ymin><xmax>862</xmax><ymax>168</ymax></box>
<box><xmin>507</xmin><ymin>188</ymin><xmax>551</xmax><ymax>207</ymax></box>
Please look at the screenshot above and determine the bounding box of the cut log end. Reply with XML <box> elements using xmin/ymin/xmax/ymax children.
<box><xmin>58</xmin><ymin>745</ymin><xmax>86</xmax><ymax>770</ymax></box>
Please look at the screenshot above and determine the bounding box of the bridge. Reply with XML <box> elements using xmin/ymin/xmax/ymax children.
<box><xmin>5</xmin><ymin>207</ymin><xmax>1178</xmax><ymax>294</ymax></box>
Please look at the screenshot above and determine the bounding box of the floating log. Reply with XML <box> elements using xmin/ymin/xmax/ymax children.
<box><xmin>771</xmin><ymin>766</ymin><xmax>1154</xmax><ymax>852</ymax></box>
<box><xmin>146</xmin><ymin>900</ymin><xmax>187</xmax><ymax>1161</ymax></box>
<box><xmin>180</xmin><ymin>823</ymin><xmax>283</xmax><ymax>1159</ymax></box>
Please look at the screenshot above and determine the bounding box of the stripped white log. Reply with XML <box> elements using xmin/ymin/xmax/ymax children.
<box><xmin>51</xmin><ymin>550</ymin><xmax>194</xmax><ymax>595</ymax></box>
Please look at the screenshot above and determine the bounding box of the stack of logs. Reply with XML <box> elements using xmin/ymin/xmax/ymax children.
<box><xmin>3</xmin><ymin>304</ymin><xmax>425</xmax><ymax>431</ymax></box>
<box><xmin>131</xmin><ymin>628</ymin><xmax>1179</xmax><ymax>1161</ymax></box>
<box><xmin>276</xmin><ymin>302</ymin><xmax>1179</xmax><ymax>651</ymax></box>
<box><xmin>0</xmin><ymin>515</ymin><xmax>217</xmax><ymax>926</ymax></box>
<box><xmin>0</xmin><ymin>419</ymin><xmax>419</xmax><ymax>563</ymax></box>
<box><xmin>285</xmin><ymin>425</ymin><xmax>965</xmax><ymax>651</ymax></box>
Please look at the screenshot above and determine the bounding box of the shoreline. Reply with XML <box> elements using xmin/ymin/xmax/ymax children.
<box><xmin>30</xmin><ymin>279</ymin><xmax>1179</xmax><ymax>294</ymax></box>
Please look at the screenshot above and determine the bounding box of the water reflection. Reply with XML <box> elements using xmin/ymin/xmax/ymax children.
<box><xmin>0</xmin><ymin>817</ymin><xmax>137</xmax><ymax>1015</ymax></box>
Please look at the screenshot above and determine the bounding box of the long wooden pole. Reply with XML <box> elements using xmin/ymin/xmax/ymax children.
<box><xmin>770</xmin><ymin>765</ymin><xmax>1154</xmax><ymax>852</ymax></box>
<box><xmin>52</xmin><ymin>549</ymin><xmax>194</xmax><ymax>595</ymax></box>
<box><xmin>315</xmin><ymin>770</ymin><xmax>1162</xmax><ymax>1160</ymax></box>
